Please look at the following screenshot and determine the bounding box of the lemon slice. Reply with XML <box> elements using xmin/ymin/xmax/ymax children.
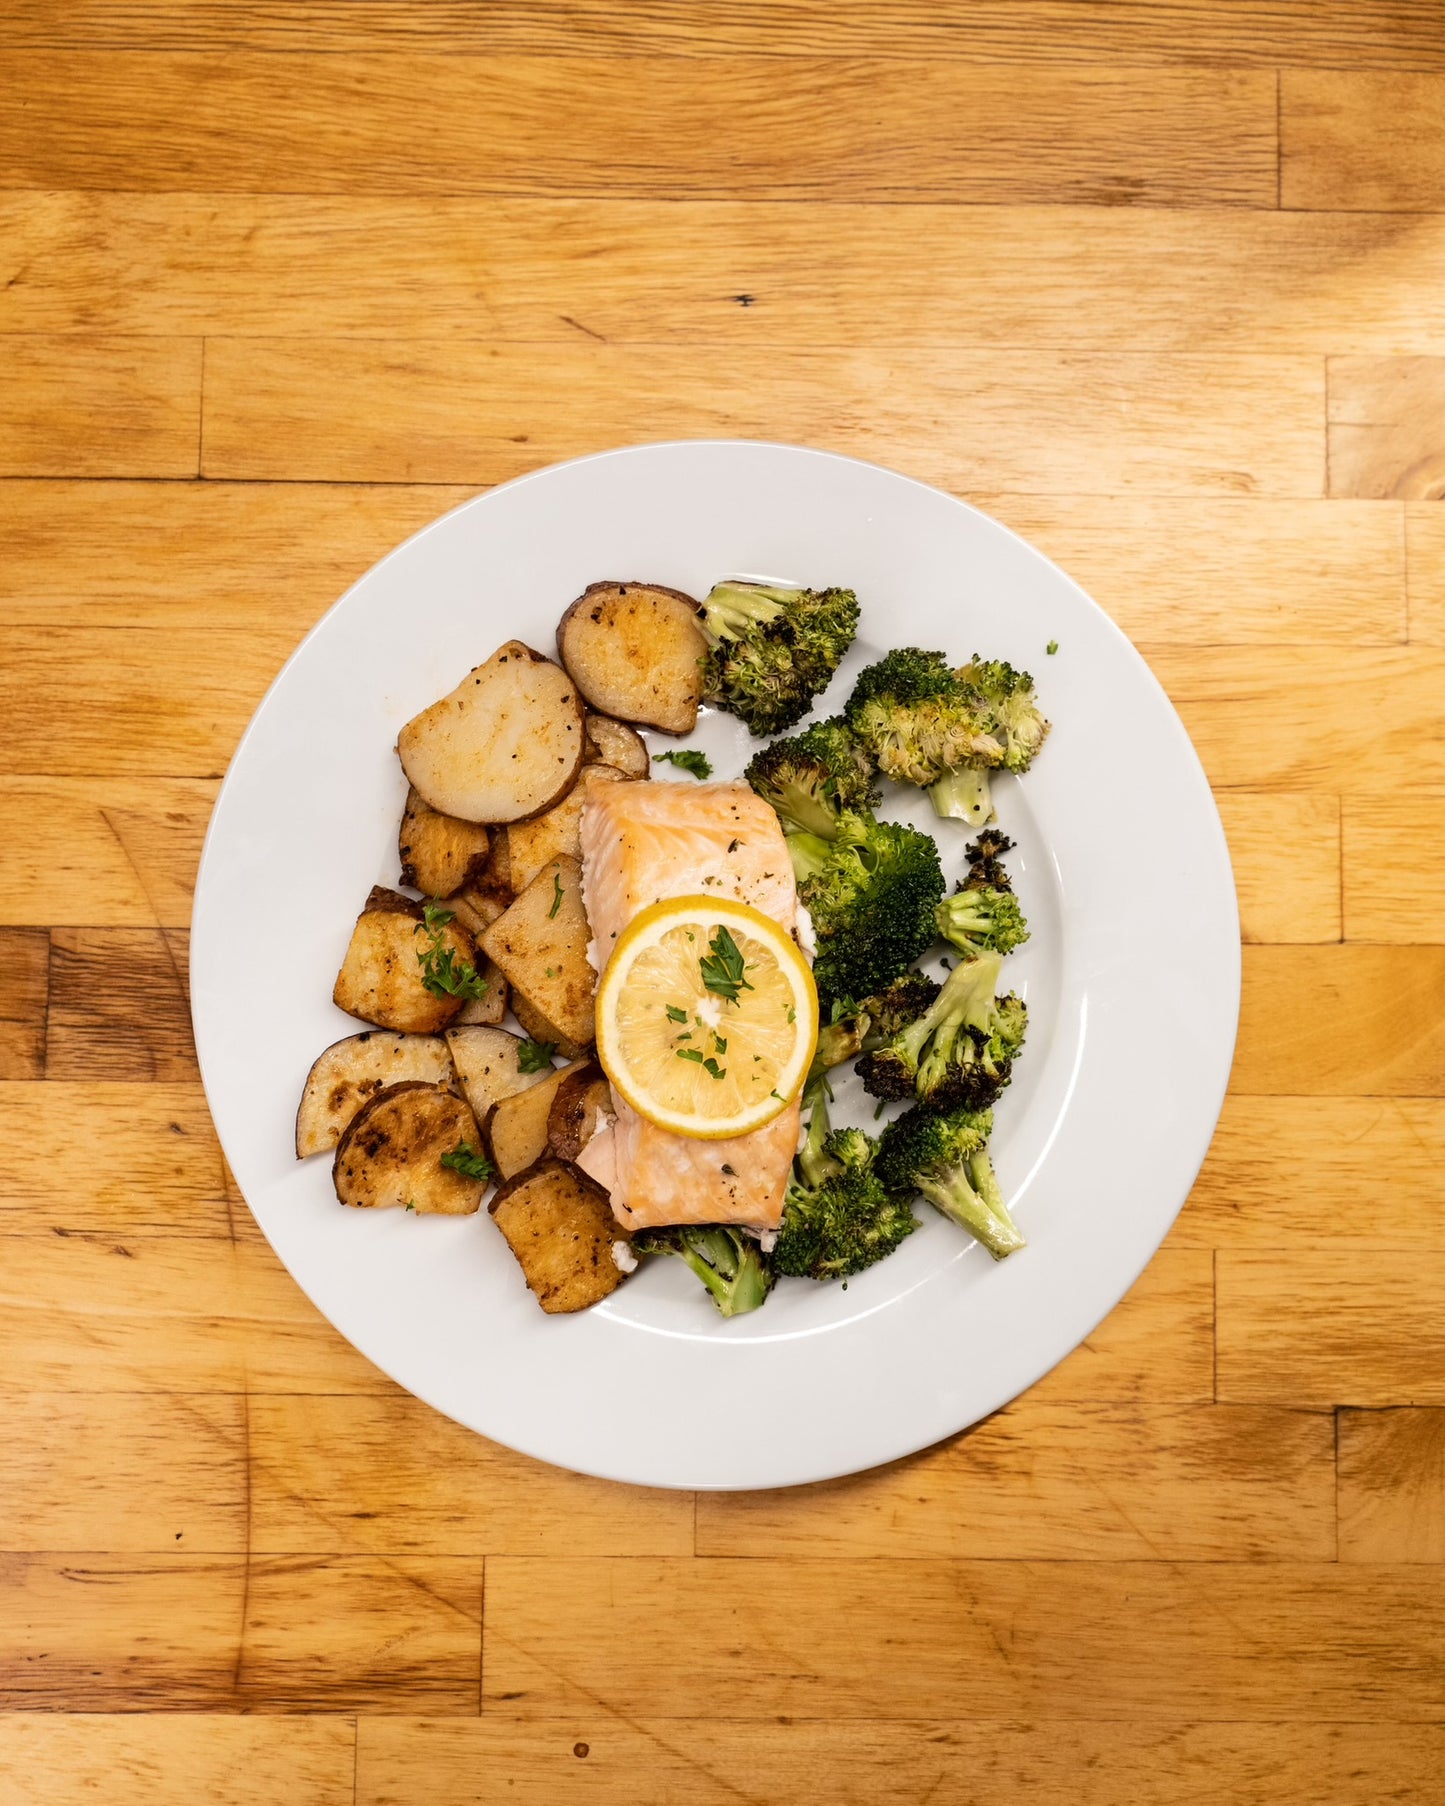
<box><xmin>596</xmin><ymin>895</ymin><xmax>818</xmax><ymax>1140</ymax></box>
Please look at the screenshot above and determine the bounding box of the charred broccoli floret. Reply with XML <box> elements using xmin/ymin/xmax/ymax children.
<box><xmin>856</xmin><ymin>950</ymin><xmax>1028</xmax><ymax>1108</ymax></box>
<box><xmin>875</xmin><ymin>1104</ymin><xmax>1024</xmax><ymax>1260</ymax></box>
<box><xmin>799</xmin><ymin>813</ymin><xmax>946</xmax><ymax>1006</ymax></box>
<box><xmin>699</xmin><ymin>581</ymin><xmax>860</xmax><ymax>736</ymax></box>
<box><xmin>633</xmin><ymin>1224</ymin><xmax>773</xmax><ymax>1317</ymax></box>
<box><xmin>776</xmin><ymin>1092</ymin><xmax>917</xmax><ymax>1281</ymax></box>
<box><xmin>961</xmin><ymin>828</ymin><xmax>1016</xmax><ymax>893</ymax></box>
<box><xmin>745</xmin><ymin>716</ymin><xmax>879</xmax><ymax>879</ymax></box>
<box><xmin>806</xmin><ymin>971</ymin><xmax>942</xmax><ymax>1089</ymax></box>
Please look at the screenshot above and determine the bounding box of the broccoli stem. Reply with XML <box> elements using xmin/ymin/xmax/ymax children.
<box><xmin>667</xmin><ymin>1228</ymin><xmax>772</xmax><ymax>1317</ymax></box>
<box><xmin>928</xmin><ymin>767</ymin><xmax>995</xmax><ymax>826</ymax></box>
<box><xmin>916</xmin><ymin>1160</ymin><xmax>1025</xmax><ymax>1260</ymax></box>
<box><xmin>796</xmin><ymin>1085</ymin><xmax>838</xmax><ymax>1190</ymax></box>
<box><xmin>787</xmin><ymin>831</ymin><xmax>834</xmax><ymax>883</ymax></box>
<box><xmin>700</xmin><ymin>582</ymin><xmax>789</xmax><ymax>644</ymax></box>
<box><xmin>895</xmin><ymin>951</ymin><xmax>1004</xmax><ymax>1072</ymax></box>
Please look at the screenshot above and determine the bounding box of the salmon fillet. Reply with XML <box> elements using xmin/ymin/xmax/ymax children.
<box><xmin>578</xmin><ymin>779</ymin><xmax>803</xmax><ymax>1231</ymax></box>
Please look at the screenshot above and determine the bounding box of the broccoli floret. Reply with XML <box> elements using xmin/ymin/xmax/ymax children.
<box><xmin>875</xmin><ymin>1104</ymin><xmax>1024</xmax><ymax>1260</ymax></box>
<box><xmin>936</xmin><ymin>888</ymin><xmax>1028</xmax><ymax>958</ymax></box>
<box><xmin>634</xmin><ymin>1224</ymin><xmax>773</xmax><ymax>1317</ymax></box>
<box><xmin>806</xmin><ymin>971</ymin><xmax>941</xmax><ymax>1089</ymax></box>
<box><xmin>960</xmin><ymin>656</ymin><xmax>1050</xmax><ymax>775</ymax></box>
<box><xmin>962</xmin><ymin>829</ymin><xmax>1016</xmax><ymax>893</ymax></box>
<box><xmin>745</xmin><ymin>716</ymin><xmax>878</xmax><ymax>843</ymax></box>
<box><xmin>857</xmin><ymin>951</ymin><xmax>1028</xmax><ymax>1108</ymax></box>
<box><xmin>699</xmin><ymin>581</ymin><xmax>860</xmax><ymax>736</ymax></box>
<box><xmin>776</xmin><ymin>1093</ymin><xmax>918</xmax><ymax>1281</ymax></box>
<box><xmin>799</xmin><ymin>813</ymin><xmax>946</xmax><ymax>1006</ymax></box>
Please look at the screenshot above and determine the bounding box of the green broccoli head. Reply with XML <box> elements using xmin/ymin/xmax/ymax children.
<box><xmin>806</xmin><ymin>972</ymin><xmax>939</xmax><ymax>1089</ymax></box>
<box><xmin>960</xmin><ymin>655</ymin><xmax>1050</xmax><ymax>775</ymax></box>
<box><xmin>745</xmin><ymin>715</ymin><xmax>878</xmax><ymax>842</ymax></box>
<box><xmin>857</xmin><ymin>951</ymin><xmax>1028</xmax><ymax>1109</ymax></box>
<box><xmin>875</xmin><ymin>1103</ymin><xmax>1024</xmax><ymax>1260</ymax></box>
<box><xmin>699</xmin><ymin>582</ymin><xmax>861</xmax><ymax>737</ymax></box>
<box><xmin>845</xmin><ymin>649</ymin><xmax>1004</xmax><ymax>789</ymax></box>
<box><xmin>936</xmin><ymin>886</ymin><xmax>1029</xmax><ymax>959</ymax></box>
<box><xmin>799</xmin><ymin>814</ymin><xmax>946</xmax><ymax>1006</ymax></box>
<box><xmin>633</xmin><ymin>1224</ymin><xmax>773</xmax><ymax>1316</ymax></box>
<box><xmin>777</xmin><ymin>1117</ymin><xmax>918</xmax><ymax>1282</ymax></box>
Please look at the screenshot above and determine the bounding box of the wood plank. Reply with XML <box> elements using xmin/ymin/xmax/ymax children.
<box><xmin>46</xmin><ymin>928</ymin><xmax>196</xmax><ymax>1081</ymax></box>
<box><xmin>0</xmin><ymin>926</ymin><xmax>48</xmax><ymax>1081</ymax></box>
<box><xmin>0</xmin><ymin>1393</ymin><xmax>245</xmax><ymax>1553</ymax></box>
<box><xmin>1407</xmin><ymin>501</ymin><xmax>1445</xmax><ymax>640</ymax></box>
<box><xmin>1218</xmin><ymin>1250</ymin><xmax>1445</xmax><ymax>1406</ymax></box>
<box><xmin>1215</xmin><ymin>793</ymin><xmax>1340</xmax><ymax>943</ymax></box>
<box><xmin>355</xmin><ymin>1717</ymin><xmax>1445</xmax><ymax>1806</ymax></box>
<box><xmin>8</xmin><ymin>195</ymin><xmax>1445</xmax><ymax>355</ymax></box>
<box><xmin>1338</xmin><ymin>1408</ymin><xmax>1445</xmax><ymax>1561</ymax></box>
<box><xmin>202</xmin><ymin>340</ymin><xmax>1324</xmax><ymax>493</ymax></box>
<box><xmin>0</xmin><ymin>1715</ymin><xmax>354</xmax><ymax>1806</ymax></box>
<box><xmin>0</xmin><ymin>55</ymin><xmax>1277</xmax><ymax>205</ymax></box>
<box><xmin>697</xmin><ymin>1403</ymin><xmax>1334</xmax><ymax>1561</ymax></box>
<box><xmin>0</xmin><ymin>1083</ymin><xmax>233</xmax><ymax>1236</ymax></box>
<box><xmin>1327</xmin><ymin>355</ymin><xmax>1445</xmax><ymax>499</ymax></box>
<box><xmin>1343</xmin><ymin>794</ymin><xmax>1445</xmax><ymax>940</ymax></box>
<box><xmin>1179</xmin><ymin>1095</ymin><xmax>1445</xmax><ymax>1247</ymax></box>
<box><xmin>0</xmin><ymin>778</ymin><xmax>217</xmax><ymax>927</ymax></box>
<box><xmin>1232</xmin><ymin>947</ymin><xmax>1445</xmax><ymax>1096</ymax></box>
<box><xmin>248</xmin><ymin>1395</ymin><xmax>692</xmax><ymax>1558</ymax></box>
<box><xmin>482</xmin><ymin>1557</ymin><xmax>1445</xmax><ymax>1719</ymax></box>
<box><xmin>0</xmin><ymin>1554</ymin><xmax>481</xmax><ymax>1710</ymax></box>
<box><xmin>0</xmin><ymin>336</ymin><xmax>199</xmax><ymax>478</ymax></box>
<box><xmin>1283</xmin><ymin>70</ymin><xmax>1445</xmax><ymax>210</ymax></box>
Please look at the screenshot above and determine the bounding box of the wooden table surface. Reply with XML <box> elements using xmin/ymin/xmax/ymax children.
<box><xmin>3</xmin><ymin>5</ymin><xmax>1445</xmax><ymax>1802</ymax></box>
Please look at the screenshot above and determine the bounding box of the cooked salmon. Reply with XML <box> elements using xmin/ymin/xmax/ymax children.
<box><xmin>578</xmin><ymin>779</ymin><xmax>802</xmax><ymax>1231</ymax></box>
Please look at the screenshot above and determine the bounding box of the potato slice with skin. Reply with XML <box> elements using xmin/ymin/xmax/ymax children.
<box><xmin>547</xmin><ymin>1061</ymin><xmax>615</xmax><ymax>1163</ymax></box>
<box><xmin>510</xmin><ymin>991</ymin><xmax>588</xmax><ymax>1063</ymax></box>
<box><xmin>557</xmin><ymin>582</ymin><xmax>705</xmax><ymax>735</ymax></box>
<box><xmin>481</xmin><ymin>855</ymin><xmax>595</xmax><ymax>1049</ymax></box>
<box><xmin>506</xmin><ymin>764</ymin><xmax>629</xmax><ymax>894</ymax></box>
<box><xmin>583</xmin><ymin>714</ymin><xmax>651</xmax><ymax>779</ymax></box>
<box><xmin>333</xmin><ymin>1081</ymin><xmax>488</xmax><ymax>1215</ymax></box>
<box><xmin>483</xmin><ymin>1058</ymin><xmax>588</xmax><ymax>1180</ymax></box>
<box><xmin>332</xmin><ymin>886</ymin><xmax>477</xmax><ymax>1034</ymax></box>
<box><xmin>489</xmin><ymin>1156</ymin><xmax>630</xmax><ymax>1313</ymax></box>
<box><xmin>445</xmin><ymin>1024</ymin><xmax>552</xmax><ymax>1119</ymax></box>
<box><xmin>296</xmin><ymin>1030</ymin><xmax>455</xmax><ymax>1158</ymax></box>
<box><xmin>398</xmin><ymin>640</ymin><xmax>585</xmax><ymax>824</ymax></box>
<box><xmin>398</xmin><ymin>786</ymin><xmax>490</xmax><ymax>897</ymax></box>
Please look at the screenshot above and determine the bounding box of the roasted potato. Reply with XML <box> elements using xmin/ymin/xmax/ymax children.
<box><xmin>506</xmin><ymin>763</ymin><xmax>628</xmax><ymax>894</ymax></box>
<box><xmin>483</xmin><ymin>1057</ymin><xmax>588</xmax><ymax>1180</ymax></box>
<box><xmin>557</xmin><ymin>582</ymin><xmax>706</xmax><ymax>735</ymax></box>
<box><xmin>510</xmin><ymin>991</ymin><xmax>589</xmax><ymax>1063</ymax></box>
<box><xmin>332</xmin><ymin>886</ymin><xmax>478</xmax><ymax>1034</ymax></box>
<box><xmin>481</xmin><ymin>833</ymin><xmax>513</xmax><ymax>900</ymax></box>
<box><xmin>398</xmin><ymin>640</ymin><xmax>585</xmax><ymax>824</ymax></box>
<box><xmin>583</xmin><ymin>713</ymin><xmax>651</xmax><ymax>779</ymax></box>
<box><xmin>332</xmin><ymin>1081</ymin><xmax>489</xmax><ymax>1215</ymax></box>
<box><xmin>489</xmin><ymin>1156</ymin><xmax>631</xmax><ymax>1313</ymax></box>
<box><xmin>296</xmin><ymin>1030</ymin><xmax>455</xmax><ymax>1158</ymax></box>
<box><xmin>449</xmin><ymin>956</ymin><xmax>508</xmax><ymax>1026</ymax></box>
<box><xmin>480</xmin><ymin>855</ymin><xmax>595</xmax><ymax>1049</ymax></box>
<box><xmin>546</xmin><ymin>1060</ymin><xmax>614</xmax><ymax>1163</ymax></box>
<box><xmin>444</xmin><ymin>888</ymin><xmax>507</xmax><ymax>939</ymax></box>
<box><xmin>397</xmin><ymin>786</ymin><xmax>491</xmax><ymax>897</ymax></box>
<box><xmin>445</xmin><ymin>1024</ymin><xmax>552</xmax><ymax>1118</ymax></box>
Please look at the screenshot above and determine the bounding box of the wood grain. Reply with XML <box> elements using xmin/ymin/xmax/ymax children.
<box><xmin>201</xmin><ymin>340</ymin><xmax>1324</xmax><ymax>493</ymax></box>
<box><xmin>9</xmin><ymin>195</ymin><xmax>1445</xmax><ymax>354</ymax></box>
<box><xmin>0</xmin><ymin>929</ymin><xmax>48</xmax><ymax>1082</ymax></box>
<box><xmin>0</xmin><ymin>55</ymin><xmax>1276</xmax><ymax>204</ymax></box>
<box><xmin>696</xmin><ymin>1403</ymin><xmax>1335</xmax><ymax>1560</ymax></box>
<box><xmin>1338</xmin><ymin>1409</ymin><xmax>1445</xmax><ymax>1561</ymax></box>
<box><xmin>1343</xmin><ymin>794</ymin><xmax>1445</xmax><ymax>941</ymax></box>
<box><xmin>0</xmin><ymin>337</ymin><xmax>200</xmax><ymax>478</ymax></box>
<box><xmin>1283</xmin><ymin>70</ymin><xmax>1445</xmax><ymax>210</ymax></box>
<box><xmin>482</xmin><ymin>1557</ymin><xmax>1445</xmax><ymax>1719</ymax></box>
<box><xmin>1327</xmin><ymin>355</ymin><xmax>1445</xmax><ymax>499</ymax></box>
<box><xmin>1215</xmin><ymin>793</ymin><xmax>1340</xmax><ymax>943</ymax></box>
<box><xmin>1406</xmin><ymin>502</ymin><xmax>1445</xmax><ymax>641</ymax></box>
<box><xmin>45</xmin><ymin>928</ymin><xmax>196</xmax><ymax>1082</ymax></box>
<box><xmin>1218</xmin><ymin>1251</ymin><xmax>1445</xmax><ymax>1405</ymax></box>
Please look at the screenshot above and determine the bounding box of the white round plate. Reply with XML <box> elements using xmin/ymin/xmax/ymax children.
<box><xmin>191</xmin><ymin>441</ymin><xmax>1238</xmax><ymax>1491</ymax></box>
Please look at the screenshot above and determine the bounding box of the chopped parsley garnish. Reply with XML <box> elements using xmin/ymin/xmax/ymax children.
<box><xmin>548</xmin><ymin>872</ymin><xmax>564</xmax><ymax>918</ymax></box>
<box><xmin>653</xmin><ymin>749</ymin><xmax>713</xmax><ymax>779</ymax></box>
<box><xmin>415</xmin><ymin>900</ymin><xmax>489</xmax><ymax>1000</ymax></box>
<box><xmin>712</xmin><ymin>1035</ymin><xmax>727</xmax><ymax>1055</ymax></box>
<box><xmin>440</xmin><ymin>1142</ymin><xmax>495</xmax><ymax>1181</ymax></box>
<box><xmin>665</xmin><ymin>1004</ymin><xmax>689</xmax><ymax>1024</ymax></box>
<box><xmin>676</xmin><ymin>1047</ymin><xmax>705</xmax><ymax>1064</ymax></box>
<box><xmin>702</xmin><ymin>1057</ymin><xmax>726</xmax><ymax>1080</ymax></box>
<box><xmin>1046</xmin><ymin>639</ymin><xmax>1059</xmax><ymax>655</ymax></box>
<box><xmin>699</xmin><ymin>924</ymin><xmax>752</xmax><ymax>1005</ymax></box>
<box><xmin>516</xmin><ymin>1038</ymin><xmax>556</xmax><ymax>1073</ymax></box>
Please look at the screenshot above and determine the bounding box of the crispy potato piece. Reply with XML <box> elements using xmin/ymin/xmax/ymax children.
<box><xmin>398</xmin><ymin>640</ymin><xmax>585</xmax><ymax>824</ymax></box>
<box><xmin>583</xmin><ymin>713</ymin><xmax>651</xmax><ymax>779</ymax></box>
<box><xmin>450</xmin><ymin>956</ymin><xmax>508</xmax><ymax>1026</ymax></box>
<box><xmin>332</xmin><ymin>886</ymin><xmax>477</xmax><ymax>1034</ymax></box>
<box><xmin>557</xmin><ymin>582</ymin><xmax>705</xmax><ymax>735</ymax></box>
<box><xmin>546</xmin><ymin>1061</ymin><xmax>614</xmax><ymax>1163</ymax></box>
<box><xmin>506</xmin><ymin>763</ymin><xmax>629</xmax><ymax>894</ymax></box>
<box><xmin>483</xmin><ymin>1057</ymin><xmax>587</xmax><ymax>1180</ymax></box>
<box><xmin>489</xmin><ymin>1156</ymin><xmax>630</xmax><ymax>1313</ymax></box>
<box><xmin>398</xmin><ymin>786</ymin><xmax>491</xmax><ymax>897</ymax></box>
<box><xmin>445</xmin><ymin>888</ymin><xmax>507</xmax><ymax>939</ymax></box>
<box><xmin>509</xmin><ymin>991</ymin><xmax>588</xmax><ymax>1063</ymax></box>
<box><xmin>296</xmin><ymin>1030</ymin><xmax>455</xmax><ymax>1158</ymax></box>
<box><xmin>445</xmin><ymin>1024</ymin><xmax>552</xmax><ymax>1118</ymax></box>
<box><xmin>482</xmin><ymin>834</ymin><xmax>513</xmax><ymax>900</ymax></box>
<box><xmin>333</xmin><ymin>1081</ymin><xmax>488</xmax><ymax>1215</ymax></box>
<box><xmin>480</xmin><ymin>855</ymin><xmax>595</xmax><ymax>1049</ymax></box>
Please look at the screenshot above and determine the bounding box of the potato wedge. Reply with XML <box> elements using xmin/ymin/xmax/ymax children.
<box><xmin>398</xmin><ymin>786</ymin><xmax>491</xmax><ymax>897</ymax></box>
<box><xmin>557</xmin><ymin>582</ymin><xmax>705</xmax><ymax>735</ymax></box>
<box><xmin>583</xmin><ymin>713</ymin><xmax>651</xmax><ymax>779</ymax></box>
<box><xmin>332</xmin><ymin>886</ymin><xmax>478</xmax><ymax>1034</ymax></box>
<box><xmin>509</xmin><ymin>991</ymin><xmax>589</xmax><ymax>1063</ymax></box>
<box><xmin>489</xmin><ymin>1156</ymin><xmax>630</xmax><ymax>1313</ymax></box>
<box><xmin>450</xmin><ymin>956</ymin><xmax>508</xmax><ymax>1026</ymax></box>
<box><xmin>296</xmin><ymin>1030</ymin><xmax>455</xmax><ymax>1158</ymax></box>
<box><xmin>483</xmin><ymin>1057</ymin><xmax>587</xmax><ymax>1180</ymax></box>
<box><xmin>480</xmin><ymin>855</ymin><xmax>595</xmax><ymax>1049</ymax></box>
<box><xmin>445</xmin><ymin>1024</ymin><xmax>552</xmax><ymax>1118</ymax></box>
<box><xmin>506</xmin><ymin>763</ymin><xmax>629</xmax><ymax>894</ymax></box>
<box><xmin>333</xmin><ymin>1081</ymin><xmax>488</xmax><ymax>1215</ymax></box>
<box><xmin>398</xmin><ymin>640</ymin><xmax>585</xmax><ymax>824</ymax></box>
<box><xmin>444</xmin><ymin>888</ymin><xmax>507</xmax><ymax>939</ymax></box>
<box><xmin>546</xmin><ymin>1060</ymin><xmax>615</xmax><ymax>1163</ymax></box>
